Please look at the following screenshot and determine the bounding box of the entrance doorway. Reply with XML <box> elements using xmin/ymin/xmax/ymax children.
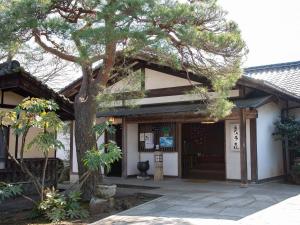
<box><xmin>105</xmin><ymin>124</ymin><xmax>122</xmax><ymax>177</ymax></box>
<box><xmin>182</xmin><ymin>122</ymin><xmax>225</xmax><ymax>180</ymax></box>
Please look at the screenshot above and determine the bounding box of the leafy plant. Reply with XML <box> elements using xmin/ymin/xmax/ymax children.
<box><xmin>0</xmin><ymin>182</ymin><xmax>22</xmax><ymax>203</ymax></box>
<box><xmin>83</xmin><ymin>142</ymin><xmax>122</xmax><ymax>172</ymax></box>
<box><xmin>83</xmin><ymin>121</ymin><xmax>122</xmax><ymax>172</ymax></box>
<box><xmin>273</xmin><ymin>116</ymin><xmax>300</xmax><ymax>152</ymax></box>
<box><xmin>38</xmin><ymin>188</ymin><xmax>88</xmax><ymax>223</ymax></box>
<box><xmin>0</xmin><ymin>98</ymin><xmax>64</xmax><ymax>202</ymax></box>
<box><xmin>70</xmin><ymin>121</ymin><xmax>122</xmax><ymax>192</ymax></box>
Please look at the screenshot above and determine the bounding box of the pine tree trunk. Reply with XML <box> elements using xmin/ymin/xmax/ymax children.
<box><xmin>74</xmin><ymin>67</ymin><xmax>101</xmax><ymax>200</ymax></box>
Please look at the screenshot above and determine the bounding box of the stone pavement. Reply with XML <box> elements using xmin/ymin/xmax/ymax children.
<box><xmin>90</xmin><ymin>178</ymin><xmax>300</xmax><ymax>225</ymax></box>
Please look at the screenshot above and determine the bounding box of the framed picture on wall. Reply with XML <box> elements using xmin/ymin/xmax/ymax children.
<box><xmin>160</xmin><ymin>136</ymin><xmax>174</xmax><ymax>148</ymax></box>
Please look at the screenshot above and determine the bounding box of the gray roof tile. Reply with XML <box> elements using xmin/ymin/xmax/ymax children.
<box><xmin>244</xmin><ymin>61</ymin><xmax>300</xmax><ymax>98</ymax></box>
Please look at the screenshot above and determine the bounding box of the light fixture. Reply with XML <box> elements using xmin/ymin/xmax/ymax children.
<box><xmin>108</xmin><ymin>117</ymin><xmax>115</xmax><ymax>123</ymax></box>
<box><xmin>201</xmin><ymin>118</ymin><xmax>218</xmax><ymax>124</ymax></box>
<box><xmin>201</xmin><ymin>121</ymin><xmax>216</xmax><ymax>124</ymax></box>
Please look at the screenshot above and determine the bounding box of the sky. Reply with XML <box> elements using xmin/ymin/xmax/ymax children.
<box><xmin>18</xmin><ymin>0</ymin><xmax>300</xmax><ymax>89</ymax></box>
<box><xmin>218</xmin><ymin>0</ymin><xmax>300</xmax><ymax>67</ymax></box>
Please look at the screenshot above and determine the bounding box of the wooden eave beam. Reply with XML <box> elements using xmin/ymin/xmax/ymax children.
<box><xmin>0</xmin><ymin>73</ymin><xmax>20</xmax><ymax>90</ymax></box>
<box><xmin>124</xmin><ymin>108</ymin><xmax>257</xmax><ymax>123</ymax></box>
<box><xmin>0</xmin><ymin>73</ymin><xmax>74</xmax><ymax>120</ymax></box>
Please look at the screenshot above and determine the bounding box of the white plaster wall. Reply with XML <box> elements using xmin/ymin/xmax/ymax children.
<box><xmin>140</xmin><ymin>152</ymin><xmax>178</xmax><ymax>176</ymax></box>
<box><xmin>106</xmin><ymin>72</ymin><xmax>142</xmax><ymax>93</ymax></box>
<box><xmin>72</xmin><ymin>122</ymin><xmax>78</xmax><ymax>173</ymax></box>
<box><xmin>145</xmin><ymin>69</ymin><xmax>199</xmax><ymax>89</ymax></box>
<box><xmin>225</xmin><ymin>119</ymin><xmax>251</xmax><ymax>180</ymax></box>
<box><xmin>126</xmin><ymin>123</ymin><xmax>139</xmax><ymax>175</ymax></box>
<box><xmin>257</xmin><ymin>102</ymin><xmax>283</xmax><ymax>180</ymax></box>
<box><xmin>57</xmin><ymin>131</ymin><xmax>70</xmax><ymax>161</ymax></box>
<box><xmin>163</xmin><ymin>153</ymin><xmax>178</xmax><ymax>176</ymax></box>
<box><xmin>3</xmin><ymin>91</ymin><xmax>24</xmax><ymax>105</ymax></box>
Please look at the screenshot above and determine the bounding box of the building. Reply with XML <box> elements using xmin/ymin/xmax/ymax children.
<box><xmin>0</xmin><ymin>60</ymin><xmax>73</xmax><ymax>184</ymax></box>
<box><xmin>61</xmin><ymin>59</ymin><xmax>300</xmax><ymax>184</ymax></box>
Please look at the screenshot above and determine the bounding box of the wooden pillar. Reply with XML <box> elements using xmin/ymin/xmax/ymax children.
<box><xmin>240</xmin><ymin>108</ymin><xmax>248</xmax><ymax>187</ymax></box>
<box><xmin>121</xmin><ymin>117</ymin><xmax>128</xmax><ymax>178</ymax></box>
<box><xmin>250</xmin><ymin>118</ymin><xmax>258</xmax><ymax>183</ymax></box>
<box><xmin>176</xmin><ymin>122</ymin><xmax>182</xmax><ymax>178</ymax></box>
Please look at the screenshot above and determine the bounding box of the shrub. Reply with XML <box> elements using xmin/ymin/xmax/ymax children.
<box><xmin>0</xmin><ymin>182</ymin><xmax>22</xmax><ymax>203</ymax></box>
<box><xmin>38</xmin><ymin>188</ymin><xmax>88</xmax><ymax>223</ymax></box>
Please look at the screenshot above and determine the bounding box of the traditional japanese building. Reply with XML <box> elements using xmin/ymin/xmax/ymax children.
<box><xmin>0</xmin><ymin>60</ymin><xmax>73</xmax><ymax>184</ymax></box>
<box><xmin>61</xmin><ymin>59</ymin><xmax>300</xmax><ymax>184</ymax></box>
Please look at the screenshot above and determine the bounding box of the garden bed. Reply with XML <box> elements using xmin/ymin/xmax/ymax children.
<box><xmin>1</xmin><ymin>191</ymin><xmax>160</xmax><ymax>225</ymax></box>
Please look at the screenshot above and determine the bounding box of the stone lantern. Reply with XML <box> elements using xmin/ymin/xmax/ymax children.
<box><xmin>154</xmin><ymin>149</ymin><xmax>163</xmax><ymax>181</ymax></box>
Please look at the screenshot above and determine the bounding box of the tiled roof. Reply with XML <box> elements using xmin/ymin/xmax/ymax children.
<box><xmin>244</xmin><ymin>61</ymin><xmax>300</xmax><ymax>98</ymax></box>
<box><xmin>0</xmin><ymin>60</ymin><xmax>74</xmax><ymax>119</ymax></box>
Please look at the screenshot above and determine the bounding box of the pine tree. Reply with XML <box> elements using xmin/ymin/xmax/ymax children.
<box><xmin>0</xmin><ymin>0</ymin><xmax>246</xmax><ymax>199</ymax></box>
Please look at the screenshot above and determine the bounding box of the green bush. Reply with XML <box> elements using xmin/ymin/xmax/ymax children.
<box><xmin>0</xmin><ymin>182</ymin><xmax>22</xmax><ymax>203</ymax></box>
<box><xmin>38</xmin><ymin>188</ymin><xmax>88</xmax><ymax>223</ymax></box>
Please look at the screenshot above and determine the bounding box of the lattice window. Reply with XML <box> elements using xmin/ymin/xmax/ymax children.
<box><xmin>138</xmin><ymin>122</ymin><xmax>176</xmax><ymax>152</ymax></box>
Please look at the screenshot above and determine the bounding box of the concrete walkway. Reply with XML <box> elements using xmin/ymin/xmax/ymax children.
<box><xmin>91</xmin><ymin>178</ymin><xmax>300</xmax><ymax>225</ymax></box>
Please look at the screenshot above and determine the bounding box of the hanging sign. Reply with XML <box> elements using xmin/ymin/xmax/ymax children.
<box><xmin>231</xmin><ymin>124</ymin><xmax>240</xmax><ymax>151</ymax></box>
<box><xmin>145</xmin><ymin>132</ymin><xmax>154</xmax><ymax>149</ymax></box>
<box><xmin>162</xmin><ymin>127</ymin><xmax>170</xmax><ymax>136</ymax></box>
<box><xmin>139</xmin><ymin>133</ymin><xmax>145</xmax><ymax>141</ymax></box>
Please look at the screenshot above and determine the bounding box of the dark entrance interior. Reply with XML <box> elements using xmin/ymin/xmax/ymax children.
<box><xmin>105</xmin><ymin>124</ymin><xmax>122</xmax><ymax>177</ymax></box>
<box><xmin>182</xmin><ymin>122</ymin><xmax>225</xmax><ymax>180</ymax></box>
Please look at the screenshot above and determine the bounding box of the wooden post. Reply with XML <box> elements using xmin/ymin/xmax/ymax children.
<box><xmin>250</xmin><ymin>118</ymin><xmax>258</xmax><ymax>183</ymax></box>
<box><xmin>240</xmin><ymin>108</ymin><xmax>248</xmax><ymax>187</ymax></box>
<box><xmin>121</xmin><ymin>117</ymin><xmax>127</xmax><ymax>178</ymax></box>
<box><xmin>176</xmin><ymin>122</ymin><xmax>182</xmax><ymax>178</ymax></box>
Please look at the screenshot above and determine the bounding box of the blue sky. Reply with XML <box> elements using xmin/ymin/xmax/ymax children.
<box><xmin>219</xmin><ymin>0</ymin><xmax>300</xmax><ymax>67</ymax></box>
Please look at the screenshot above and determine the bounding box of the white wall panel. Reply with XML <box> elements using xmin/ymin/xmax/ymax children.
<box><xmin>126</xmin><ymin>123</ymin><xmax>139</xmax><ymax>175</ymax></box>
<box><xmin>225</xmin><ymin>119</ymin><xmax>251</xmax><ymax>180</ymax></box>
<box><xmin>256</xmin><ymin>102</ymin><xmax>283</xmax><ymax>180</ymax></box>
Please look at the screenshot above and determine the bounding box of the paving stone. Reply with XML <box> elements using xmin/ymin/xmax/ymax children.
<box><xmin>90</xmin><ymin>178</ymin><xmax>300</xmax><ymax>225</ymax></box>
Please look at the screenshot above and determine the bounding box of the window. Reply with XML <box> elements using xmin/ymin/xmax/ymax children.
<box><xmin>138</xmin><ymin>123</ymin><xmax>176</xmax><ymax>152</ymax></box>
<box><xmin>0</xmin><ymin>126</ymin><xmax>9</xmax><ymax>169</ymax></box>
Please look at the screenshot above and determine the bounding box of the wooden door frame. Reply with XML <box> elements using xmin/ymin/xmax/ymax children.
<box><xmin>105</xmin><ymin>123</ymin><xmax>123</xmax><ymax>177</ymax></box>
<box><xmin>180</xmin><ymin>121</ymin><xmax>226</xmax><ymax>179</ymax></box>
